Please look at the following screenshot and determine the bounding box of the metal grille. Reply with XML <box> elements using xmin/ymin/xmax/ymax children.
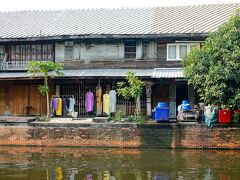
<box><xmin>60</xmin><ymin>81</ymin><xmax>146</xmax><ymax>117</ymax></box>
<box><xmin>61</xmin><ymin>82</ymin><xmax>97</xmax><ymax>116</ymax></box>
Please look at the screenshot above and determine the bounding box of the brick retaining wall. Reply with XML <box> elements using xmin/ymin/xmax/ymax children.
<box><xmin>0</xmin><ymin>122</ymin><xmax>240</xmax><ymax>149</ymax></box>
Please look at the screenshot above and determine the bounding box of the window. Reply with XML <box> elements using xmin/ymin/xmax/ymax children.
<box><xmin>10</xmin><ymin>44</ymin><xmax>53</xmax><ymax>62</ymax></box>
<box><xmin>124</xmin><ymin>41</ymin><xmax>136</xmax><ymax>59</ymax></box>
<box><xmin>168</xmin><ymin>45</ymin><xmax>177</xmax><ymax>59</ymax></box>
<box><xmin>167</xmin><ymin>43</ymin><xmax>200</xmax><ymax>61</ymax></box>
<box><xmin>0</xmin><ymin>46</ymin><xmax>5</xmax><ymax>62</ymax></box>
<box><xmin>65</xmin><ymin>46</ymin><xmax>73</xmax><ymax>60</ymax></box>
<box><xmin>142</xmin><ymin>42</ymin><xmax>149</xmax><ymax>59</ymax></box>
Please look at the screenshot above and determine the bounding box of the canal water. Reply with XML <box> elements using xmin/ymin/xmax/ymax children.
<box><xmin>0</xmin><ymin>147</ymin><xmax>239</xmax><ymax>180</ymax></box>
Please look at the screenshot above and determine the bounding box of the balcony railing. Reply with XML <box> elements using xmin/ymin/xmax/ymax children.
<box><xmin>1</xmin><ymin>61</ymin><xmax>30</xmax><ymax>70</ymax></box>
<box><xmin>0</xmin><ymin>58</ymin><xmax>54</xmax><ymax>71</ymax></box>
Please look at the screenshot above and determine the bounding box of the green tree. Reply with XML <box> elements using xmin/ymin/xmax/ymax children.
<box><xmin>117</xmin><ymin>71</ymin><xmax>144</xmax><ymax>120</ymax></box>
<box><xmin>183</xmin><ymin>10</ymin><xmax>240</xmax><ymax>109</ymax></box>
<box><xmin>27</xmin><ymin>61</ymin><xmax>63</xmax><ymax>120</ymax></box>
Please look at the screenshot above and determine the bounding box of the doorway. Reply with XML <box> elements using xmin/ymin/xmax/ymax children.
<box><xmin>176</xmin><ymin>85</ymin><xmax>188</xmax><ymax>108</ymax></box>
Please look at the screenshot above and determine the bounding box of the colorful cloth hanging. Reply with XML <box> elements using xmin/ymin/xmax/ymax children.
<box><xmin>68</xmin><ymin>98</ymin><xmax>75</xmax><ymax>112</ymax></box>
<box><xmin>109</xmin><ymin>90</ymin><xmax>117</xmax><ymax>113</ymax></box>
<box><xmin>85</xmin><ymin>91</ymin><xmax>94</xmax><ymax>112</ymax></box>
<box><xmin>103</xmin><ymin>93</ymin><xmax>110</xmax><ymax>115</ymax></box>
<box><xmin>96</xmin><ymin>85</ymin><xmax>102</xmax><ymax>115</ymax></box>
<box><xmin>62</xmin><ymin>98</ymin><xmax>68</xmax><ymax>116</ymax></box>
<box><xmin>56</xmin><ymin>98</ymin><xmax>62</xmax><ymax>116</ymax></box>
<box><xmin>51</xmin><ymin>98</ymin><xmax>58</xmax><ymax>114</ymax></box>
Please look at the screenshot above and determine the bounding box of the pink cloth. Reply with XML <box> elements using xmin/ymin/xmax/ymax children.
<box><xmin>85</xmin><ymin>91</ymin><xmax>94</xmax><ymax>112</ymax></box>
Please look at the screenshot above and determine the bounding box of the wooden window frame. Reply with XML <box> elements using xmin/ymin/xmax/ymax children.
<box><xmin>124</xmin><ymin>40</ymin><xmax>136</xmax><ymax>59</ymax></box>
<box><xmin>64</xmin><ymin>45</ymin><xmax>74</xmax><ymax>60</ymax></box>
<box><xmin>9</xmin><ymin>44</ymin><xmax>53</xmax><ymax>62</ymax></box>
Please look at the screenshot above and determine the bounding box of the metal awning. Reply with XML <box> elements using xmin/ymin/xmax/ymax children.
<box><xmin>62</xmin><ymin>69</ymin><xmax>152</xmax><ymax>77</ymax></box>
<box><xmin>0</xmin><ymin>68</ymin><xmax>185</xmax><ymax>79</ymax></box>
<box><xmin>0</xmin><ymin>69</ymin><xmax>153</xmax><ymax>79</ymax></box>
<box><xmin>152</xmin><ymin>68</ymin><xmax>184</xmax><ymax>78</ymax></box>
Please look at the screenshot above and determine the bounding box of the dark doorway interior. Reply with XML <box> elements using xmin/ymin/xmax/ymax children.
<box><xmin>176</xmin><ymin>85</ymin><xmax>188</xmax><ymax>108</ymax></box>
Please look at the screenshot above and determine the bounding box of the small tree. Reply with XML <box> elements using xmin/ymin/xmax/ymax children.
<box><xmin>117</xmin><ymin>71</ymin><xmax>144</xmax><ymax>118</ymax></box>
<box><xmin>183</xmin><ymin>10</ymin><xmax>240</xmax><ymax>109</ymax></box>
<box><xmin>27</xmin><ymin>61</ymin><xmax>63</xmax><ymax>120</ymax></box>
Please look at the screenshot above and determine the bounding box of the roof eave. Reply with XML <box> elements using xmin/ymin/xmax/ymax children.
<box><xmin>0</xmin><ymin>33</ymin><xmax>208</xmax><ymax>42</ymax></box>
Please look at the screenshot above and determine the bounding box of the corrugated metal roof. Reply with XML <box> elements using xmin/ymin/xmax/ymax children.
<box><xmin>152</xmin><ymin>68</ymin><xmax>184</xmax><ymax>78</ymax></box>
<box><xmin>0</xmin><ymin>69</ymin><xmax>153</xmax><ymax>79</ymax></box>
<box><xmin>0</xmin><ymin>3</ymin><xmax>239</xmax><ymax>39</ymax></box>
<box><xmin>0</xmin><ymin>68</ymin><xmax>185</xmax><ymax>79</ymax></box>
<box><xmin>63</xmin><ymin>69</ymin><xmax>152</xmax><ymax>77</ymax></box>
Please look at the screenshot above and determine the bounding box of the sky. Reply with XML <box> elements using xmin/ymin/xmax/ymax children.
<box><xmin>0</xmin><ymin>0</ymin><xmax>240</xmax><ymax>11</ymax></box>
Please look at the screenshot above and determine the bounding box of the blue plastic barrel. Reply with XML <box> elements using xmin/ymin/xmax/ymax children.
<box><xmin>182</xmin><ymin>100</ymin><xmax>189</xmax><ymax>105</ymax></box>
<box><xmin>157</xmin><ymin>102</ymin><xmax>168</xmax><ymax>108</ymax></box>
<box><xmin>182</xmin><ymin>104</ymin><xmax>191</xmax><ymax>110</ymax></box>
<box><xmin>155</xmin><ymin>106</ymin><xmax>169</xmax><ymax>121</ymax></box>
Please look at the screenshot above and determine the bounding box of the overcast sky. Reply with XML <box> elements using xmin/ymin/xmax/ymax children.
<box><xmin>0</xmin><ymin>0</ymin><xmax>240</xmax><ymax>11</ymax></box>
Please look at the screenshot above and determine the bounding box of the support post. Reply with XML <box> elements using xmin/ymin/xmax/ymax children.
<box><xmin>146</xmin><ymin>83</ymin><xmax>153</xmax><ymax>116</ymax></box>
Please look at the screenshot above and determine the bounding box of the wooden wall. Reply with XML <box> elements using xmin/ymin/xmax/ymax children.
<box><xmin>152</xmin><ymin>84</ymin><xmax>169</xmax><ymax>108</ymax></box>
<box><xmin>0</xmin><ymin>85</ymin><xmax>47</xmax><ymax>116</ymax></box>
<box><xmin>63</xmin><ymin>41</ymin><xmax>183</xmax><ymax>69</ymax></box>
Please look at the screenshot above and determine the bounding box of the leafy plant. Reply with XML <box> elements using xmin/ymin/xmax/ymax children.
<box><xmin>232</xmin><ymin>110</ymin><xmax>240</xmax><ymax>124</ymax></box>
<box><xmin>183</xmin><ymin>10</ymin><xmax>240</xmax><ymax>110</ymax></box>
<box><xmin>127</xmin><ymin>113</ymin><xmax>145</xmax><ymax>124</ymax></box>
<box><xmin>27</xmin><ymin>61</ymin><xmax>63</xmax><ymax>120</ymax></box>
<box><xmin>128</xmin><ymin>115</ymin><xmax>135</xmax><ymax>122</ymax></box>
<box><xmin>113</xmin><ymin>110</ymin><xmax>124</xmax><ymax>122</ymax></box>
<box><xmin>117</xmin><ymin>71</ymin><xmax>144</xmax><ymax>121</ymax></box>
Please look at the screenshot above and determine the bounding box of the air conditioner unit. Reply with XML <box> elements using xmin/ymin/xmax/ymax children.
<box><xmin>65</xmin><ymin>41</ymin><xmax>74</xmax><ymax>46</ymax></box>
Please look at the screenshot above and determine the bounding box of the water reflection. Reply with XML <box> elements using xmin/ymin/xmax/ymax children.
<box><xmin>0</xmin><ymin>147</ymin><xmax>238</xmax><ymax>179</ymax></box>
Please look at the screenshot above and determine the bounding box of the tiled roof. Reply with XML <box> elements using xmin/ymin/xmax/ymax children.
<box><xmin>0</xmin><ymin>3</ymin><xmax>239</xmax><ymax>39</ymax></box>
<box><xmin>0</xmin><ymin>68</ymin><xmax>185</xmax><ymax>79</ymax></box>
<box><xmin>152</xmin><ymin>68</ymin><xmax>184</xmax><ymax>78</ymax></box>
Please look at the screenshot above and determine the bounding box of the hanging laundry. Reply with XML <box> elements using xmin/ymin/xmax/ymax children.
<box><xmin>51</xmin><ymin>98</ymin><xmax>58</xmax><ymax>115</ymax></box>
<box><xmin>85</xmin><ymin>91</ymin><xmax>94</xmax><ymax>112</ymax></box>
<box><xmin>62</xmin><ymin>98</ymin><xmax>68</xmax><ymax>116</ymax></box>
<box><xmin>66</xmin><ymin>98</ymin><xmax>70</xmax><ymax>110</ymax></box>
<box><xmin>68</xmin><ymin>98</ymin><xmax>75</xmax><ymax>112</ymax></box>
<box><xmin>109</xmin><ymin>90</ymin><xmax>117</xmax><ymax>113</ymax></box>
<box><xmin>103</xmin><ymin>93</ymin><xmax>110</xmax><ymax>115</ymax></box>
<box><xmin>96</xmin><ymin>85</ymin><xmax>102</xmax><ymax>115</ymax></box>
<box><xmin>56</xmin><ymin>98</ymin><xmax>62</xmax><ymax>116</ymax></box>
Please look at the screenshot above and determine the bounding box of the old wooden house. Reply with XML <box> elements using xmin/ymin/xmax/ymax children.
<box><xmin>0</xmin><ymin>3</ymin><xmax>239</xmax><ymax>118</ymax></box>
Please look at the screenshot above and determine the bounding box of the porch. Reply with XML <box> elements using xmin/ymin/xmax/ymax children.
<box><xmin>0</xmin><ymin>68</ymin><xmax>191</xmax><ymax>119</ymax></box>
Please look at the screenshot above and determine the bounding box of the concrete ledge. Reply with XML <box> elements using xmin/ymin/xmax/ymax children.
<box><xmin>29</xmin><ymin>121</ymin><xmax>237</xmax><ymax>129</ymax></box>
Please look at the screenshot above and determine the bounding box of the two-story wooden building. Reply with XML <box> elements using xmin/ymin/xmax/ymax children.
<box><xmin>0</xmin><ymin>3</ymin><xmax>239</xmax><ymax>118</ymax></box>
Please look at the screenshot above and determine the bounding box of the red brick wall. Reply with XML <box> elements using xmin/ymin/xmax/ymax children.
<box><xmin>0</xmin><ymin>123</ymin><xmax>240</xmax><ymax>149</ymax></box>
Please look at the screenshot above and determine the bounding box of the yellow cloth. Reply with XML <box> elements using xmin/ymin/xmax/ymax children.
<box><xmin>103</xmin><ymin>94</ymin><xmax>110</xmax><ymax>115</ymax></box>
<box><xmin>56</xmin><ymin>98</ymin><xmax>62</xmax><ymax>116</ymax></box>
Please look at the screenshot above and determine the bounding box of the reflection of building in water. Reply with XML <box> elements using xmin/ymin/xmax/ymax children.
<box><xmin>153</xmin><ymin>174</ymin><xmax>170</xmax><ymax>180</ymax></box>
<box><xmin>204</xmin><ymin>168</ymin><xmax>213</xmax><ymax>180</ymax></box>
<box><xmin>56</xmin><ymin>167</ymin><xmax>63</xmax><ymax>180</ymax></box>
<box><xmin>86</xmin><ymin>174</ymin><xmax>93</xmax><ymax>180</ymax></box>
<box><xmin>103</xmin><ymin>171</ymin><xmax>110</xmax><ymax>180</ymax></box>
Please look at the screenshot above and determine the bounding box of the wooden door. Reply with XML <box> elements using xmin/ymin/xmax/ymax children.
<box><xmin>1</xmin><ymin>85</ymin><xmax>47</xmax><ymax>116</ymax></box>
<box><xmin>9</xmin><ymin>85</ymin><xmax>29</xmax><ymax>115</ymax></box>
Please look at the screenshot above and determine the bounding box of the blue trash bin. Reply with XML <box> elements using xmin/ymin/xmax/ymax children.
<box><xmin>155</xmin><ymin>105</ymin><xmax>169</xmax><ymax>121</ymax></box>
